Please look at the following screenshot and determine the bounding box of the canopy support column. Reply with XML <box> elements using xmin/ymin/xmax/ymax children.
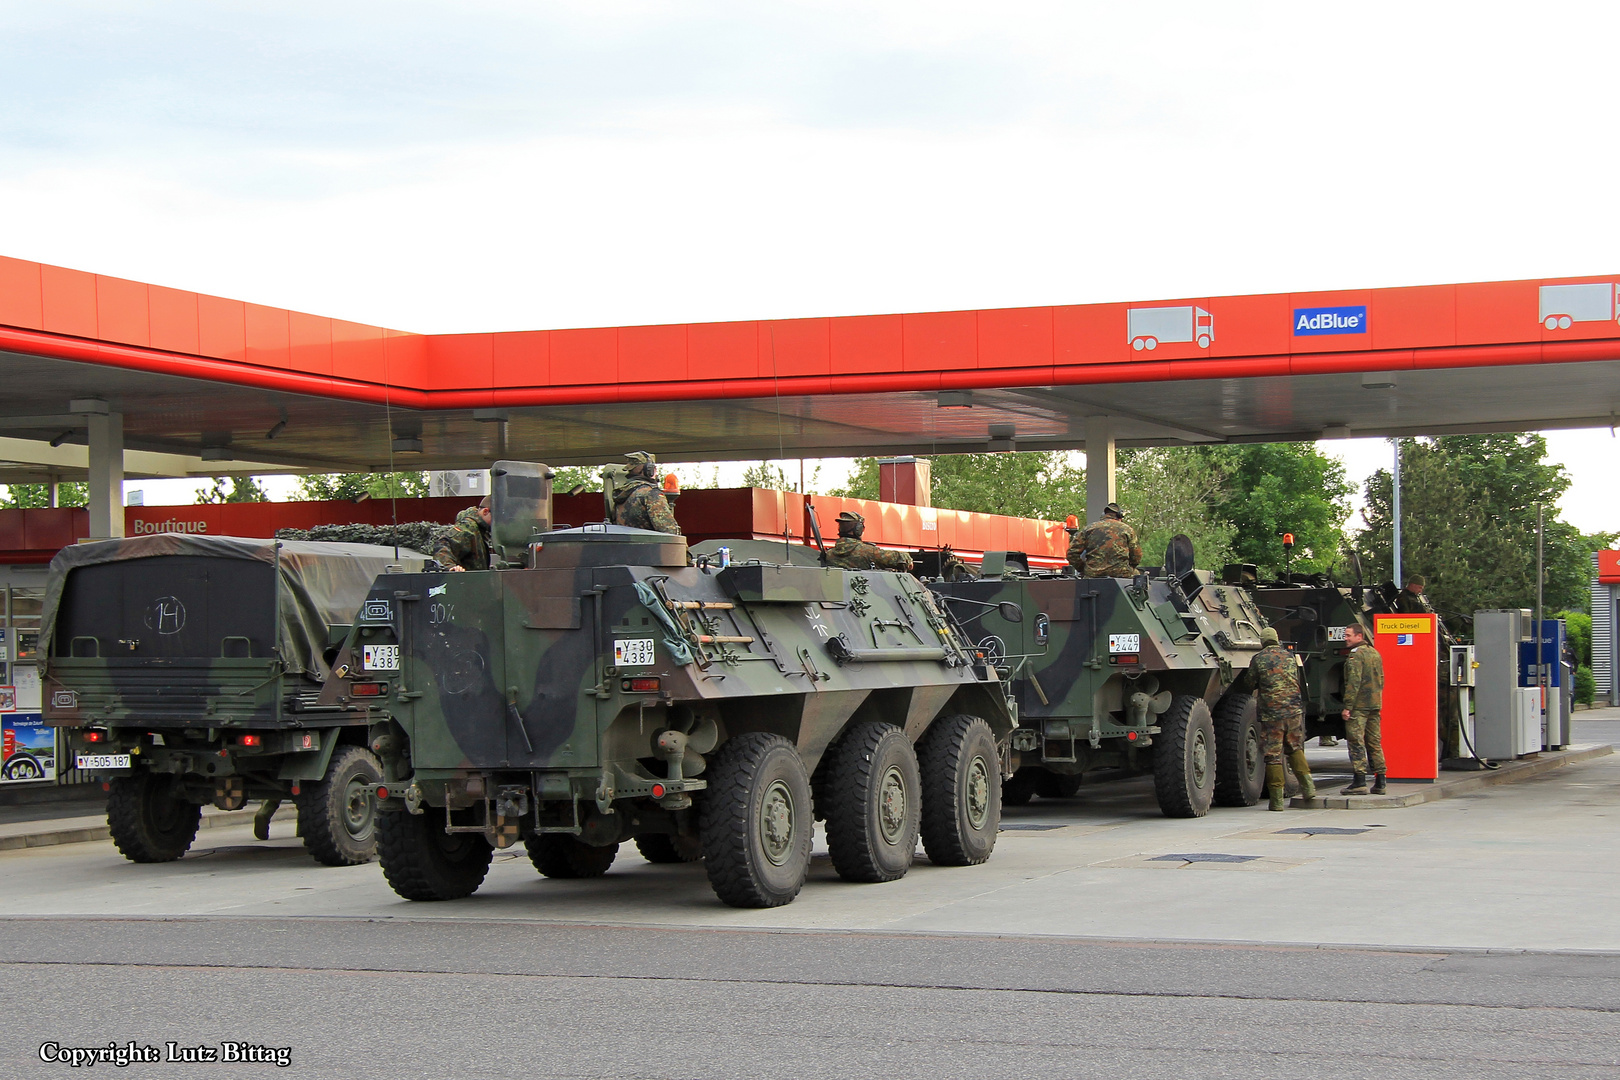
<box><xmin>1084</xmin><ymin>415</ymin><xmax>1116</xmax><ymax>525</ymax></box>
<box><xmin>85</xmin><ymin>408</ymin><xmax>124</xmax><ymax>539</ymax></box>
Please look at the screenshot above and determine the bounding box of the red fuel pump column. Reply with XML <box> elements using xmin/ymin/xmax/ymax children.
<box><xmin>1374</xmin><ymin>614</ymin><xmax>1438</xmax><ymax>780</ymax></box>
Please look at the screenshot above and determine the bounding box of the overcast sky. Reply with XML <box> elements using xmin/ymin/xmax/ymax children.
<box><xmin>3</xmin><ymin>2</ymin><xmax>1615</xmax><ymax>532</ymax></box>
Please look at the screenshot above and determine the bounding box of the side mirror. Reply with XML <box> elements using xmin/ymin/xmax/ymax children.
<box><xmin>998</xmin><ymin>601</ymin><xmax>1024</xmax><ymax>624</ymax></box>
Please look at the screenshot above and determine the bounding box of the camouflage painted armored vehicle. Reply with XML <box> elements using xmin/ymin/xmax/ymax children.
<box><xmin>42</xmin><ymin>534</ymin><xmax>429</xmax><ymax>866</ymax></box>
<box><xmin>1234</xmin><ymin>564</ymin><xmax>1378</xmax><ymax>744</ymax></box>
<box><xmin>324</xmin><ymin>474</ymin><xmax>1015</xmax><ymax>909</ymax></box>
<box><xmin>928</xmin><ymin>539</ymin><xmax>1269</xmax><ymax>817</ymax></box>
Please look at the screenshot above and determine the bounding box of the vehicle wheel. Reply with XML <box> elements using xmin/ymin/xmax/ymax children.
<box><xmin>1001</xmin><ymin>766</ymin><xmax>1040</xmax><ymax>806</ymax></box>
<box><xmin>635</xmin><ymin>833</ymin><xmax>703</xmax><ymax>864</ymax></box>
<box><xmin>917</xmin><ymin>714</ymin><xmax>1000</xmax><ymax>866</ymax></box>
<box><xmin>107</xmin><ymin>772</ymin><xmax>201</xmax><ymax>863</ymax></box>
<box><xmin>1212</xmin><ymin>692</ymin><xmax>1264</xmax><ymax>807</ymax></box>
<box><xmin>700</xmin><ymin>732</ymin><xmax>813</xmax><ymax>908</ymax></box>
<box><xmin>376</xmin><ymin>805</ymin><xmax>492</xmax><ymax>901</ymax></box>
<box><xmin>294</xmin><ymin>745</ymin><xmax>382</xmax><ymax>866</ymax></box>
<box><xmin>1035</xmin><ymin>770</ymin><xmax>1083</xmax><ymax>799</ymax></box>
<box><xmin>527</xmin><ymin>834</ymin><xmax>619</xmax><ymax>878</ymax></box>
<box><xmin>1153</xmin><ymin>695</ymin><xmax>1216</xmax><ymax>818</ymax></box>
<box><xmin>821</xmin><ymin>722</ymin><xmax>920</xmax><ymax>883</ymax></box>
<box><xmin>1197</xmin><ymin>334</ymin><xmax>1211</xmax><ymax>349</ymax></box>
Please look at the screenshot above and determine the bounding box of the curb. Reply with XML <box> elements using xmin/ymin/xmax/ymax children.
<box><xmin>1291</xmin><ymin>743</ymin><xmax>1614</xmax><ymax>810</ymax></box>
<box><xmin>0</xmin><ymin>807</ymin><xmax>260</xmax><ymax>851</ymax></box>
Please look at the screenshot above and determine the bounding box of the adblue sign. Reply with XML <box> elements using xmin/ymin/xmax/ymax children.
<box><xmin>1294</xmin><ymin>305</ymin><xmax>1367</xmax><ymax>336</ymax></box>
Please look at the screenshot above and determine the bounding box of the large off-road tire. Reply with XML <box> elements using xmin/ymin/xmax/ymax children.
<box><xmin>917</xmin><ymin>714</ymin><xmax>1000</xmax><ymax>866</ymax></box>
<box><xmin>821</xmin><ymin>722</ymin><xmax>921</xmax><ymax>883</ymax></box>
<box><xmin>700</xmin><ymin>732</ymin><xmax>813</xmax><ymax>908</ymax></box>
<box><xmin>527</xmin><ymin>834</ymin><xmax>619</xmax><ymax>878</ymax></box>
<box><xmin>1212</xmin><ymin>691</ymin><xmax>1264</xmax><ymax>808</ymax></box>
<box><xmin>1035</xmin><ymin>770</ymin><xmax>1084</xmax><ymax>800</ymax></box>
<box><xmin>1001</xmin><ymin>767</ymin><xmax>1040</xmax><ymax>806</ymax></box>
<box><xmin>107</xmin><ymin>772</ymin><xmax>201</xmax><ymax>863</ymax></box>
<box><xmin>1153</xmin><ymin>695</ymin><xmax>1216</xmax><ymax>818</ymax></box>
<box><xmin>635</xmin><ymin>833</ymin><xmax>703</xmax><ymax>864</ymax></box>
<box><xmin>294</xmin><ymin>745</ymin><xmax>382</xmax><ymax>866</ymax></box>
<box><xmin>376</xmin><ymin>806</ymin><xmax>493</xmax><ymax>901</ymax></box>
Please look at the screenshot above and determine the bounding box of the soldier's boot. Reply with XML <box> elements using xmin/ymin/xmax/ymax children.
<box><xmin>1341</xmin><ymin>772</ymin><xmax>1369</xmax><ymax>795</ymax></box>
<box><xmin>253</xmin><ymin>798</ymin><xmax>281</xmax><ymax>842</ymax></box>
<box><xmin>1319</xmin><ymin>735</ymin><xmax>1339</xmax><ymax>747</ymax></box>
<box><xmin>1266</xmin><ymin>764</ymin><xmax>1287</xmax><ymax>811</ymax></box>
<box><xmin>1370</xmin><ymin>773</ymin><xmax>1387</xmax><ymax>795</ymax></box>
<box><xmin>1288</xmin><ymin>750</ymin><xmax>1317</xmax><ymax>802</ymax></box>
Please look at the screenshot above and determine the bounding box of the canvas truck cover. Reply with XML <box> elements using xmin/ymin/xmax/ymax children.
<box><xmin>42</xmin><ymin>534</ymin><xmax>429</xmax><ymax>679</ymax></box>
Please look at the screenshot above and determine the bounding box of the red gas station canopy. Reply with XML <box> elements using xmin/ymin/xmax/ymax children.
<box><xmin>0</xmin><ymin>254</ymin><xmax>1615</xmax><ymax>477</ymax></box>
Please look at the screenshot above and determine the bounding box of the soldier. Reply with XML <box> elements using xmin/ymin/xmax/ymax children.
<box><xmin>825</xmin><ymin>511</ymin><xmax>914</xmax><ymax>572</ymax></box>
<box><xmin>611</xmin><ymin>451</ymin><xmax>681</xmax><ymax>535</ymax></box>
<box><xmin>1246</xmin><ymin>627</ymin><xmax>1317</xmax><ymax>810</ymax></box>
<box><xmin>1068</xmin><ymin>502</ymin><xmax>1143</xmax><ymax>578</ymax></box>
<box><xmin>1339</xmin><ymin>622</ymin><xmax>1386</xmax><ymax>795</ymax></box>
<box><xmin>433</xmin><ymin>497</ymin><xmax>492</xmax><ymax>572</ymax></box>
<box><xmin>1394</xmin><ymin>574</ymin><xmax>1461</xmax><ymax>760</ymax></box>
<box><xmin>252</xmin><ymin>797</ymin><xmax>280</xmax><ymax>841</ymax></box>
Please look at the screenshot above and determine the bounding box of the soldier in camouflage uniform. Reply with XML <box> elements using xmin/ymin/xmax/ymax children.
<box><xmin>434</xmin><ymin>498</ymin><xmax>492</xmax><ymax>571</ymax></box>
<box><xmin>1340</xmin><ymin>622</ymin><xmax>1386</xmax><ymax>795</ymax></box>
<box><xmin>1246</xmin><ymin>627</ymin><xmax>1316</xmax><ymax>810</ymax></box>
<box><xmin>825</xmin><ymin>511</ymin><xmax>915</xmax><ymax>573</ymax></box>
<box><xmin>1395</xmin><ymin>573</ymin><xmax>1461</xmax><ymax>760</ymax></box>
<box><xmin>611</xmin><ymin>451</ymin><xmax>682</xmax><ymax>535</ymax></box>
<box><xmin>1068</xmin><ymin>502</ymin><xmax>1143</xmax><ymax>578</ymax></box>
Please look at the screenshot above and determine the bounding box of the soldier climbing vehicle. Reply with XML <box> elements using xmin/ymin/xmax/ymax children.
<box><xmin>43</xmin><ymin>534</ymin><xmax>430</xmax><ymax>865</ymax></box>
<box><xmin>927</xmin><ymin>538</ymin><xmax>1270</xmax><ymax>817</ymax></box>
<box><xmin>323</xmin><ymin>463</ymin><xmax>1017</xmax><ymax>908</ymax></box>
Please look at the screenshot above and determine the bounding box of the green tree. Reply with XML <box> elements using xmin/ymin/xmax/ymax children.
<box><xmin>1357</xmin><ymin>435</ymin><xmax>1613</xmax><ymax>626</ymax></box>
<box><xmin>740</xmin><ymin>460</ymin><xmax>822</xmax><ymax>492</ymax></box>
<box><xmin>295</xmin><ymin>472</ymin><xmax>429</xmax><ymax>501</ymax></box>
<box><xmin>551</xmin><ymin>466</ymin><xmax>602</xmax><ymax>495</ymax></box>
<box><xmin>196</xmin><ymin>476</ymin><xmax>270</xmax><ymax>504</ymax></box>
<box><xmin>1</xmin><ymin>482</ymin><xmax>88</xmax><ymax>508</ymax></box>
<box><xmin>1195</xmin><ymin>443</ymin><xmax>1352</xmax><ymax>577</ymax></box>
<box><xmin>1115</xmin><ymin>448</ymin><xmax>1235</xmax><ymax>571</ymax></box>
<box><xmin>832</xmin><ymin>452</ymin><xmax>1084</xmax><ymax>521</ymax></box>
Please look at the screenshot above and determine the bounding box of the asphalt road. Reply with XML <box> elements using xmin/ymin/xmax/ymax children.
<box><xmin>4</xmin><ymin>916</ymin><xmax>1618</xmax><ymax>1079</ymax></box>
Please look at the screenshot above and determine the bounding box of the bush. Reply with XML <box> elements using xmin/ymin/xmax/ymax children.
<box><xmin>1575</xmin><ymin>665</ymin><xmax>1596</xmax><ymax>706</ymax></box>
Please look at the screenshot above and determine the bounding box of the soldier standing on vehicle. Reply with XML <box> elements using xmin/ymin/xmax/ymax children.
<box><xmin>434</xmin><ymin>497</ymin><xmax>492</xmax><ymax>572</ymax></box>
<box><xmin>1340</xmin><ymin>622</ymin><xmax>1386</xmax><ymax>795</ymax></box>
<box><xmin>1068</xmin><ymin>502</ymin><xmax>1143</xmax><ymax>578</ymax></box>
<box><xmin>1247</xmin><ymin>627</ymin><xmax>1317</xmax><ymax>810</ymax></box>
<box><xmin>1394</xmin><ymin>573</ymin><xmax>1461</xmax><ymax>760</ymax></box>
<box><xmin>825</xmin><ymin>511</ymin><xmax>914</xmax><ymax>572</ymax></box>
<box><xmin>611</xmin><ymin>451</ymin><xmax>681</xmax><ymax>535</ymax></box>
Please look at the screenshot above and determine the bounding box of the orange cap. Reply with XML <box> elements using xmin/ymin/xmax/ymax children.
<box><xmin>662</xmin><ymin>473</ymin><xmax>680</xmax><ymax>493</ymax></box>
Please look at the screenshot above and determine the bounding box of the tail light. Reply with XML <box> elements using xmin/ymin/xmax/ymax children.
<box><xmin>375</xmin><ymin>786</ymin><xmax>390</xmax><ymax>800</ymax></box>
<box><xmin>83</xmin><ymin>730</ymin><xmax>104</xmax><ymax>743</ymax></box>
<box><xmin>350</xmin><ymin>682</ymin><xmax>384</xmax><ymax>697</ymax></box>
<box><xmin>622</xmin><ymin>677</ymin><xmax>661</xmax><ymax>693</ymax></box>
<box><xmin>238</xmin><ymin>734</ymin><xmax>262</xmax><ymax>747</ymax></box>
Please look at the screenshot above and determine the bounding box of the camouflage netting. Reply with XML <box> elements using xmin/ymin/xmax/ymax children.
<box><xmin>274</xmin><ymin>521</ymin><xmax>455</xmax><ymax>554</ymax></box>
<box><xmin>41</xmin><ymin>534</ymin><xmax>432</xmax><ymax>677</ymax></box>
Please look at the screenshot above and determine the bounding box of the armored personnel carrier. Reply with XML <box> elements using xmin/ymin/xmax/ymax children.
<box><xmin>324</xmin><ymin>468</ymin><xmax>1015</xmax><ymax>908</ymax></box>
<box><xmin>928</xmin><ymin>539</ymin><xmax>1269</xmax><ymax>817</ymax></box>
<box><xmin>43</xmin><ymin>534</ymin><xmax>430</xmax><ymax>866</ymax></box>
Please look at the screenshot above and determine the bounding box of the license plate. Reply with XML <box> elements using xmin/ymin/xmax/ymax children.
<box><xmin>1108</xmin><ymin>634</ymin><xmax>1141</xmax><ymax>653</ymax></box>
<box><xmin>614</xmin><ymin>639</ymin><xmax>656</xmax><ymax>666</ymax></box>
<box><xmin>362</xmin><ymin>644</ymin><xmax>400</xmax><ymax>671</ymax></box>
<box><xmin>77</xmin><ymin>754</ymin><xmax>131</xmax><ymax>770</ymax></box>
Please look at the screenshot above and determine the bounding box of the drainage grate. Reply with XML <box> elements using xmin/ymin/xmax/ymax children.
<box><xmin>1000</xmin><ymin>823</ymin><xmax>1068</xmax><ymax>832</ymax></box>
<box><xmin>1277</xmin><ymin>827</ymin><xmax>1369</xmax><ymax>836</ymax></box>
<box><xmin>1151</xmin><ymin>852</ymin><xmax>1258</xmax><ymax>863</ymax></box>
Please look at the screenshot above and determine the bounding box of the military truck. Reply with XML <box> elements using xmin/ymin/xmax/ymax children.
<box><xmin>323</xmin><ymin>466</ymin><xmax>1016</xmax><ymax>908</ymax></box>
<box><xmin>928</xmin><ymin>539</ymin><xmax>1269</xmax><ymax>817</ymax></box>
<box><xmin>42</xmin><ymin>534</ymin><xmax>429</xmax><ymax>866</ymax></box>
<box><xmin>1234</xmin><ymin>563</ymin><xmax>1379</xmax><ymax>744</ymax></box>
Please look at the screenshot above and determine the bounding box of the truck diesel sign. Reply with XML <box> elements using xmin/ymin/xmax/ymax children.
<box><xmin>1294</xmin><ymin>305</ymin><xmax>1367</xmax><ymax>336</ymax></box>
